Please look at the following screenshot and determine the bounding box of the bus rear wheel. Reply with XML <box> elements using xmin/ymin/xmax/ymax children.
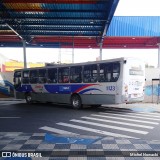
<box><xmin>25</xmin><ymin>93</ymin><xmax>33</xmax><ymax>104</ymax></box>
<box><xmin>71</xmin><ymin>94</ymin><xmax>82</xmax><ymax>109</ymax></box>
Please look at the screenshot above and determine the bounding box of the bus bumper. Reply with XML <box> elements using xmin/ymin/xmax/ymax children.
<box><xmin>122</xmin><ymin>95</ymin><xmax>144</xmax><ymax>103</ymax></box>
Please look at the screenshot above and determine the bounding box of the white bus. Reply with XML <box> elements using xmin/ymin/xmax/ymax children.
<box><xmin>13</xmin><ymin>57</ymin><xmax>145</xmax><ymax>109</ymax></box>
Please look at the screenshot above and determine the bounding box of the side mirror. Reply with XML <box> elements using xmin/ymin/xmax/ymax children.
<box><xmin>13</xmin><ymin>78</ymin><xmax>16</xmax><ymax>83</ymax></box>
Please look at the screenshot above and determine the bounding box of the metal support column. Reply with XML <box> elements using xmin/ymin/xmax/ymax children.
<box><xmin>99</xmin><ymin>42</ymin><xmax>102</xmax><ymax>60</ymax></box>
<box><xmin>158</xmin><ymin>43</ymin><xmax>160</xmax><ymax>68</ymax></box>
<box><xmin>58</xmin><ymin>48</ymin><xmax>61</xmax><ymax>64</ymax></box>
<box><xmin>72</xmin><ymin>37</ymin><xmax>74</xmax><ymax>63</ymax></box>
<box><xmin>22</xmin><ymin>40</ymin><xmax>27</xmax><ymax>68</ymax></box>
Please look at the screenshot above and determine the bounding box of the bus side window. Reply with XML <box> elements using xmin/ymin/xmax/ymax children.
<box><xmin>83</xmin><ymin>64</ymin><xmax>97</xmax><ymax>83</ymax></box>
<box><xmin>14</xmin><ymin>71</ymin><xmax>21</xmax><ymax>88</ymax></box>
<box><xmin>99</xmin><ymin>64</ymin><xmax>105</xmax><ymax>82</ymax></box>
<box><xmin>99</xmin><ymin>63</ymin><xmax>112</xmax><ymax>82</ymax></box>
<box><xmin>38</xmin><ymin>69</ymin><xmax>47</xmax><ymax>83</ymax></box>
<box><xmin>70</xmin><ymin>66</ymin><xmax>82</xmax><ymax>83</ymax></box>
<box><xmin>30</xmin><ymin>70</ymin><xmax>38</xmax><ymax>84</ymax></box>
<box><xmin>58</xmin><ymin>67</ymin><xmax>69</xmax><ymax>83</ymax></box>
<box><xmin>63</xmin><ymin>76</ymin><xmax>69</xmax><ymax>83</ymax></box>
<box><xmin>112</xmin><ymin>63</ymin><xmax>120</xmax><ymax>82</ymax></box>
<box><xmin>48</xmin><ymin>68</ymin><xmax>57</xmax><ymax>83</ymax></box>
<box><xmin>15</xmin><ymin>72</ymin><xmax>21</xmax><ymax>83</ymax></box>
<box><xmin>99</xmin><ymin>62</ymin><xmax>120</xmax><ymax>82</ymax></box>
<box><xmin>22</xmin><ymin>71</ymin><xmax>29</xmax><ymax>84</ymax></box>
<box><xmin>106</xmin><ymin>63</ymin><xmax>112</xmax><ymax>82</ymax></box>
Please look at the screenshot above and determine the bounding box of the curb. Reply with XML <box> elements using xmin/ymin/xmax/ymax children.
<box><xmin>0</xmin><ymin>98</ymin><xmax>23</xmax><ymax>101</ymax></box>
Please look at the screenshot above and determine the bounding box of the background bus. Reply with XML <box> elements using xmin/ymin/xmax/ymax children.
<box><xmin>13</xmin><ymin>57</ymin><xmax>145</xmax><ymax>109</ymax></box>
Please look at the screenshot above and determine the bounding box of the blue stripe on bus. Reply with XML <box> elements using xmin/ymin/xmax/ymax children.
<box><xmin>16</xmin><ymin>84</ymin><xmax>101</xmax><ymax>94</ymax></box>
<box><xmin>44</xmin><ymin>84</ymin><xmax>97</xmax><ymax>94</ymax></box>
<box><xmin>16</xmin><ymin>85</ymin><xmax>34</xmax><ymax>92</ymax></box>
<box><xmin>74</xmin><ymin>84</ymin><xmax>97</xmax><ymax>93</ymax></box>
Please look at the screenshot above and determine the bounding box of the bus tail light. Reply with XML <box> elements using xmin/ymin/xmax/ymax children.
<box><xmin>124</xmin><ymin>85</ymin><xmax>128</xmax><ymax>93</ymax></box>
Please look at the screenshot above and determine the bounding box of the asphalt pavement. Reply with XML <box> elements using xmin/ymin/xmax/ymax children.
<box><xmin>1</xmin><ymin>100</ymin><xmax>160</xmax><ymax>159</ymax></box>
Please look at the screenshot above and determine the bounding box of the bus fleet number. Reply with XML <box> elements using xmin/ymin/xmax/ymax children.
<box><xmin>106</xmin><ymin>86</ymin><xmax>115</xmax><ymax>91</ymax></box>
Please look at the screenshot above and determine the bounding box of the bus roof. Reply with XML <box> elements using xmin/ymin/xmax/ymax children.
<box><xmin>14</xmin><ymin>57</ymin><xmax>141</xmax><ymax>72</ymax></box>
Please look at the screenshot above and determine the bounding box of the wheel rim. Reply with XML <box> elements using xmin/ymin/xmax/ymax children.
<box><xmin>26</xmin><ymin>95</ymin><xmax>31</xmax><ymax>102</ymax></box>
<box><xmin>73</xmin><ymin>99</ymin><xmax>79</xmax><ymax>108</ymax></box>
<box><xmin>72</xmin><ymin>96</ymin><xmax>81</xmax><ymax>108</ymax></box>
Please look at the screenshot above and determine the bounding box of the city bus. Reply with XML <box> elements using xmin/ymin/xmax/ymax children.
<box><xmin>13</xmin><ymin>57</ymin><xmax>145</xmax><ymax>109</ymax></box>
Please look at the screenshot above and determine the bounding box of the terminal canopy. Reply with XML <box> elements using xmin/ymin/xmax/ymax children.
<box><xmin>0</xmin><ymin>0</ymin><xmax>119</xmax><ymax>48</ymax></box>
<box><xmin>1</xmin><ymin>1</ymin><xmax>159</xmax><ymax>49</ymax></box>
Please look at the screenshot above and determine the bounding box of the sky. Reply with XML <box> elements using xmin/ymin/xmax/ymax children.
<box><xmin>0</xmin><ymin>0</ymin><xmax>160</xmax><ymax>67</ymax></box>
<box><xmin>114</xmin><ymin>0</ymin><xmax>160</xmax><ymax>16</ymax></box>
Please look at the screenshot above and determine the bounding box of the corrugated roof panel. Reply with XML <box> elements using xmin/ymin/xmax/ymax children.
<box><xmin>22</xmin><ymin>25</ymin><xmax>102</xmax><ymax>31</ymax></box>
<box><xmin>0</xmin><ymin>25</ymin><xmax>9</xmax><ymax>30</ymax></box>
<box><xmin>4</xmin><ymin>2</ymin><xmax>106</xmax><ymax>11</ymax></box>
<box><xmin>107</xmin><ymin>16</ymin><xmax>160</xmax><ymax>36</ymax></box>
<box><xmin>0</xmin><ymin>0</ymin><xmax>120</xmax><ymax>47</ymax></box>
<box><xmin>3</xmin><ymin>0</ymin><xmax>99</xmax><ymax>4</ymax></box>
<box><xmin>43</xmin><ymin>3</ymin><xmax>106</xmax><ymax>10</ymax></box>
<box><xmin>10</xmin><ymin>12</ymin><xmax>104</xmax><ymax>19</ymax></box>
<box><xmin>28</xmin><ymin>30</ymin><xmax>100</xmax><ymax>36</ymax></box>
<box><xmin>4</xmin><ymin>0</ymin><xmax>100</xmax><ymax>4</ymax></box>
<box><xmin>3</xmin><ymin>3</ymin><xmax>42</xmax><ymax>10</ymax></box>
<box><xmin>0</xmin><ymin>36</ymin><xmax>20</xmax><ymax>42</ymax></box>
<box><xmin>17</xmin><ymin>19</ymin><xmax>103</xmax><ymax>25</ymax></box>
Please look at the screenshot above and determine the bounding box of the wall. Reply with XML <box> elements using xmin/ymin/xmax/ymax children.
<box><xmin>0</xmin><ymin>72</ymin><xmax>14</xmax><ymax>97</ymax></box>
<box><xmin>145</xmin><ymin>68</ymin><xmax>160</xmax><ymax>103</ymax></box>
<box><xmin>0</xmin><ymin>54</ymin><xmax>8</xmax><ymax>72</ymax></box>
<box><xmin>5</xmin><ymin>61</ymin><xmax>45</xmax><ymax>72</ymax></box>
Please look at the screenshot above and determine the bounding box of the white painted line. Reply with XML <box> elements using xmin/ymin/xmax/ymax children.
<box><xmin>99</xmin><ymin>112</ymin><xmax>160</xmax><ymax>123</ymax></box>
<box><xmin>100</xmin><ymin>111</ymin><xmax>160</xmax><ymax>121</ymax></box>
<box><xmin>57</xmin><ymin>122</ymin><xmax>137</xmax><ymax>139</ymax></box>
<box><xmin>70</xmin><ymin>119</ymin><xmax>148</xmax><ymax>135</ymax></box>
<box><xmin>39</xmin><ymin>126</ymin><xmax>79</xmax><ymax>135</ymax></box>
<box><xmin>103</xmin><ymin>110</ymin><xmax>160</xmax><ymax>118</ymax></box>
<box><xmin>137</xmin><ymin>111</ymin><xmax>160</xmax><ymax>116</ymax></box>
<box><xmin>0</xmin><ymin>117</ymin><xmax>21</xmax><ymax>118</ymax></box>
<box><xmin>92</xmin><ymin>114</ymin><xmax>159</xmax><ymax>125</ymax></box>
<box><xmin>106</xmin><ymin>107</ymin><xmax>160</xmax><ymax>116</ymax></box>
<box><xmin>81</xmin><ymin>116</ymin><xmax>154</xmax><ymax>129</ymax></box>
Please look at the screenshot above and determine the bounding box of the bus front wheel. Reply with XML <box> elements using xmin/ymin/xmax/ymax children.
<box><xmin>71</xmin><ymin>94</ymin><xmax>82</xmax><ymax>109</ymax></box>
<box><xmin>25</xmin><ymin>94</ymin><xmax>33</xmax><ymax>104</ymax></box>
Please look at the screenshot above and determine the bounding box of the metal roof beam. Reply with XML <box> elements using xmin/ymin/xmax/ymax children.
<box><xmin>18</xmin><ymin>33</ymin><xmax>101</xmax><ymax>36</ymax></box>
<box><xmin>0</xmin><ymin>3</ymin><xmax>32</xmax><ymax>44</ymax></box>
<box><xmin>0</xmin><ymin>35</ymin><xmax>99</xmax><ymax>38</ymax></box>
<box><xmin>100</xmin><ymin>0</ymin><xmax>119</xmax><ymax>45</ymax></box>
<box><xmin>3</xmin><ymin>17</ymin><xmax>108</xmax><ymax>21</ymax></box>
<box><xmin>5</xmin><ymin>23</ymin><xmax>23</xmax><ymax>40</ymax></box>
<box><xmin>0</xmin><ymin>20</ymin><xmax>104</xmax><ymax>25</ymax></box>
<box><xmin>10</xmin><ymin>24</ymin><xmax>103</xmax><ymax>27</ymax></box>
<box><xmin>2</xmin><ymin>0</ymin><xmax>105</xmax><ymax>4</ymax></box>
<box><xmin>11</xmin><ymin>28</ymin><xmax>102</xmax><ymax>32</ymax></box>
<box><xmin>0</xmin><ymin>9</ymin><xmax>106</xmax><ymax>13</ymax></box>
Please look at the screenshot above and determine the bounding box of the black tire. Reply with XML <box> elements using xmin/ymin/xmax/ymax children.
<box><xmin>25</xmin><ymin>93</ymin><xmax>33</xmax><ymax>104</ymax></box>
<box><xmin>71</xmin><ymin>94</ymin><xmax>82</xmax><ymax>109</ymax></box>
